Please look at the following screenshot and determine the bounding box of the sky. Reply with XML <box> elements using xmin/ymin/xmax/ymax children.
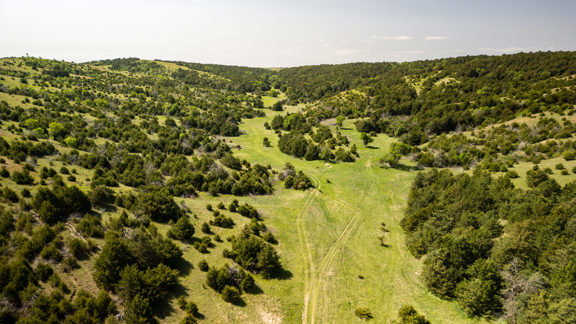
<box><xmin>1</xmin><ymin>0</ymin><xmax>575</xmax><ymax>67</ymax></box>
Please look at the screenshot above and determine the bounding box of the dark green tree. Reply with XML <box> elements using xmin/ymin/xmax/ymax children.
<box><xmin>361</xmin><ymin>132</ymin><xmax>373</xmax><ymax>146</ymax></box>
<box><xmin>168</xmin><ymin>215</ymin><xmax>195</xmax><ymax>241</ymax></box>
<box><xmin>221</xmin><ymin>285</ymin><xmax>242</xmax><ymax>304</ymax></box>
<box><xmin>135</xmin><ymin>187</ymin><xmax>181</xmax><ymax>222</ymax></box>
<box><xmin>398</xmin><ymin>305</ymin><xmax>430</xmax><ymax>324</ymax></box>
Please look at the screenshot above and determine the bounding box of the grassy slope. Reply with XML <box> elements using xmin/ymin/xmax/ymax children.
<box><xmin>168</xmin><ymin>106</ymin><xmax>487</xmax><ymax>323</ymax></box>
<box><xmin>0</xmin><ymin>59</ymin><xmax>500</xmax><ymax>323</ymax></box>
<box><xmin>453</xmin><ymin>112</ymin><xmax>576</xmax><ymax>189</ymax></box>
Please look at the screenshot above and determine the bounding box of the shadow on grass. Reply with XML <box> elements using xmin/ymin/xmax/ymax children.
<box><xmin>230</xmin><ymin>298</ymin><xmax>247</xmax><ymax>307</ymax></box>
<box><xmin>155</xmin><ymin>284</ymin><xmax>186</xmax><ymax>320</ymax></box>
<box><xmin>245</xmin><ymin>284</ymin><xmax>264</xmax><ymax>295</ymax></box>
<box><xmin>275</xmin><ymin>268</ymin><xmax>293</xmax><ymax>281</ymax></box>
<box><xmin>93</xmin><ymin>204</ymin><xmax>117</xmax><ymax>215</ymax></box>
<box><xmin>176</xmin><ymin>257</ymin><xmax>193</xmax><ymax>276</ymax></box>
<box><xmin>391</xmin><ymin>163</ymin><xmax>421</xmax><ymax>171</ymax></box>
<box><xmin>365</xmin><ymin>145</ymin><xmax>379</xmax><ymax>149</ymax></box>
<box><xmin>154</xmin><ymin>260</ymin><xmax>197</xmax><ymax>320</ymax></box>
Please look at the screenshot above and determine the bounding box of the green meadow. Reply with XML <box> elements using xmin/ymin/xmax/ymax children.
<box><xmin>163</xmin><ymin>107</ymin><xmax>486</xmax><ymax>323</ymax></box>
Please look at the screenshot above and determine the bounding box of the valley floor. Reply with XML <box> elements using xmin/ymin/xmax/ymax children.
<box><xmin>169</xmin><ymin>107</ymin><xmax>488</xmax><ymax>323</ymax></box>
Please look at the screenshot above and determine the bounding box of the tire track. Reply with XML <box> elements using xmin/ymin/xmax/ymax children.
<box><xmin>308</xmin><ymin>154</ymin><xmax>378</xmax><ymax>324</ymax></box>
<box><xmin>300</xmin><ymin>174</ymin><xmax>320</xmax><ymax>324</ymax></box>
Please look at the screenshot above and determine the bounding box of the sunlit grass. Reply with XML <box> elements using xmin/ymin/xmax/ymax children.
<box><xmin>164</xmin><ymin>108</ymin><xmax>485</xmax><ymax>323</ymax></box>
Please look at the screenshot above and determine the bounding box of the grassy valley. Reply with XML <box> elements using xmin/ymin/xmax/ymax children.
<box><xmin>0</xmin><ymin>52</ymin><xmax>575</xmax><ymax>323</ymax></box>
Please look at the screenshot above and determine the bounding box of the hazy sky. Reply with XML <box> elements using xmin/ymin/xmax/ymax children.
<box><xmin>1</xmin><ymin>0</ymin><xmax>575</xmax><ymax>67</ymax></box>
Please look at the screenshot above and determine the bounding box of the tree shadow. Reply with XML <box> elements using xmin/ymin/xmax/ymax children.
<box><xmin>245</xmin><ymin>284</ymin><xmax>264</xmax><ymax>295</ymax></box>
<box><xmin>154</xmin><ymin>287</ymin><xmax>184</xmax><ymax>320</ymax></box>
<box><xmin>175</xmin><ymin>257</ymin><xmax>193</xmax><ymax>276</ymax></box>
<box><xmin>92</xmin><ymin>204</ymin><xmax>117</xmax><ymax>215</ymax></box>
<box><xmin>229</xmin><ymin>298</ymin><xmax>247</xmax><ymax>307</ymax></box>
<box><xmin>154</xmin><ymin>261</ymin><xmax>199</xmax><ymax>321</ymax></box>
<box><xmin>103</xmin><ymin>204</ymin><xmax>117</xmax><ymax>213</ymax></box>
<box><xmin>188</xmin><ymin>237</ymin><xmax>203</xmax><ymax>244</ymax></box>
<box><xmin>391</xmin><ymin>163</ymin><xmax>421</xmax><ymax>171</ymax></box>
<box><xmin>274</xmin><ymin>268</ymin><xmax>293</xmax><ymax>281</ymax></box>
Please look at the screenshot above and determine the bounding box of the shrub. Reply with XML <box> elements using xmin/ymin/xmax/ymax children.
<box><xmin>198</xmin><ymin>259</ymin><xmax>209</xmax><ymax>272</ymax></box>
<box><xmin>11</xmin><ymin>169</ymin><xmax>34</xmax><ymax>185</ymax></box>
<box><xmin>2</xmin><ymin>187</ymin><xmax>19</xmax><ymax>203</ymax></box>
<box><xmin>354</xmin><ymin>307</ymin><xmax>373</xmax><ymax>320</ymax></box>
<box><xmin>526</xmin><ymin>169</ymin><xmax>549</xmax><ymax>188</ymax></box>
<box><xmin>397</xmin><ymin>305</ymin><xmax>430</xmax><ymax>324</ymax></box>
<box><xmin>62</xmin><ymin>256</ymin><xmax>79</xmax><ymax>271</ymax></box>
<box><xmin>135</xmin><ymin>187</ymin><xmax>181</xmax><ymax>222</ymax></box>
<box><xmin>177</xmin><ymin>296</ymin><xmax>187</xmax><ymax>310</ymax></box>
<box><xmin>40</xmin><ymin>245</ymin><xmax>62</xmax><ymax>262</ymax></box>
<box><xmin>241</xmin><ymin>274</ymin><xmax>256</xmax><ymax>293</ymax></box>
<box><xmin>263</xmin><ymin>232</ymin><xmax>277</xmax><ymax>244</ymax></box>
<box><xmin>68</xmin><ymin>238</ymin><xmax>88</xmax><ymax>259</ymax></box>
<box><xmin>89</xmin><ymin>186</ymin><xmax>115</xmax><ymax>205</ymax></box>
<box><xmin>220</xmin><ymin>154</ymin><xmax>242</xmax><ymax>170</ymax></box>
<box><xmin>180</xmin><ymin>314</ymin><xmax>198</xmax><ymax>324</ymax></box>
<box><xmin>168</xmin><ymin>215</ymin><xmax>195</xmax><ymax>241</ymax></box>
<box><xmin>563</xmin><ymin>150</ymin><xmax>576</xmax><ymax>161</ymax></box>
<box><xmin>201</xmin><ymin>222</ymin><xmax>211</xmax><ymax>234</ymax></box>
<box><xmin>76</xmin><ymin>214</ymin><xmax>104</xmax><ymax>238</ymax></box>
<box><xmin>237</xmin><ymin>204</ymin><xmax>259</xmax><ymax>219</ymax></box>
<box><xmin>185</xmin><ymin>301</ymin><xmax>199</xmax><ymax>317</ymax></box>
<box><xmin>194</xmin><ymin>242</ymin><xmax>209</xmax><ymax>253</ymax></box>
<box><xmin>228</xmin><ymin>199</ymin><xmax>239</xmax><ymax>212</ymax></box>
<box><xmin>505</xmin><ymin>170</ymin><xmax>519</xmax><ymax>179</ymax></box>
<box><xmin>263</xmin><ymin>137</ymin><xmax>271</xmax><ymax>147</ymax></box>
<box><xmin>35</xmin><ymin>263</ymin><xmax>54</xmax><ymax>282</ymax></box>
<box><xmin>221</xmin><ymin>286</ymin><xmax>241</xmax><ymax>304</ymax></box>
<box><xmin>21</xmin><ymin>188</ymin><xmax>30</xmax><ymax>197</ymax></box>
<box><xmin>231</xmin><ymin>235</ymin><xmax>281</xmax><ymax>278</ymax></box>
<box><xmin>211</xmin><ymin>214</ymin><xmax>234</xmax><ymax>228</ymax></box>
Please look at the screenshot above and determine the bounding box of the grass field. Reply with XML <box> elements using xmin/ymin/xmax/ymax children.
<box><xmin>163</xmin><ymin>107</ymin><xmax>487</xmax><ymax>323</ymax></box>
<box><xmin>262</xmin><ymin>96</ymin><xmax>281</xmax><ymax>108</ymax></box>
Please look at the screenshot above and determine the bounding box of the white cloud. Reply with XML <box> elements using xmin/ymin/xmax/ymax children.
<box><xmin>425</xmin><ymin>36</ymin><xmax>448</xmax><ymax>40</ymax></box>
<box><xmin>370</xmin><ymin>35</ymin><xmax>413</xmax><ymax>41</ymax></box>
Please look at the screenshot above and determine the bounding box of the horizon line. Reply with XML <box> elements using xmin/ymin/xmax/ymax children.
<box><xmin>2</xmin><ymin>49</ymin><xmax>574</xmax><ymax>69</ymax></box>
